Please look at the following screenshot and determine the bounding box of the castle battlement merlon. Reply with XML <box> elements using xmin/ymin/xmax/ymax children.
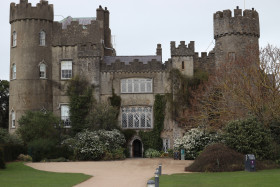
<box><xmin>214</xmin><ymin>7</ymin><xmax>260</xmax><ymax>39</ymax></box>
<box><xmin>171</xmin><ymin>41</ymin><xmax>195</xmax><ymax>57</ymax></box>
<box><xmin>10</xmin><ymin>0</ymin><xmax>53</xmax><ymax>23</ymax></box>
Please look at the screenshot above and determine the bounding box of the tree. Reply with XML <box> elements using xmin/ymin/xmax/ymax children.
<box><xmin>16</xmin><ymin>111</ymin><xmax>60</xmax><ymax>144</ymax></box>
<box><xmin>67</xmin><ymin>76</ymin><xmax>93</xmax><ymax>134</ymax></box>
<box><xmin>0</xmin><ymin>80</ymin><xmax>9</xmax><ymax>129</ymax></box>
<box><xmin>86</xmin><ymin>102</ymin><xmax>119</xmax><ymax>130</ymax></box>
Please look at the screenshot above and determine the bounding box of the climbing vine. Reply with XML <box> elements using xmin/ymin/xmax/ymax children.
<box><xmin>167</xmin><ymin>68</ymin><xmax>208</xmax><ymax>121</ymax></box>
<box><xmin>67</xmin><ymin>76</ymin><xmax>93</xmax><ymax>135</ymax></box>
<box><xmin>139</xmin><ymin>94</ymin><xmax>166</xmax><ymax>151</ymax></box>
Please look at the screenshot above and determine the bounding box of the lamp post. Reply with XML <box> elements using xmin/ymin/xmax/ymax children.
<box><xmin>147</xmin><ymin>180</ymin><xmax>155</xmax><ymax>187</ymax></box>
<box><xmin>158</xmin><ymin>164</ymin><xmax>162</xmax><ymax>175</ymax></box>
<box><xmin>155</xmin><ymin>168</ymin><xmax>159</xmax><ymax>187</ymax></box>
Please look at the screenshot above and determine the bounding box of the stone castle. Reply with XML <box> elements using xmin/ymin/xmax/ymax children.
<box><xmin>9</xmin><ymin>0</ymin><xmax>259</xmax><ymax>157</ymax></box>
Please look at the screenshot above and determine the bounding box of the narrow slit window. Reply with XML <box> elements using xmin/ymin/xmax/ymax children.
<box><xmin>39</xmin><ymin>31</ymin><xmax>46</xmax><ymax>46</ymax></box>
<box><xmin>182</xmin><ymin>61</ymin><xmax>185</xmax><ymax>70</ymax></box>
<box><xmin>39</xmin><ymin>63</ymin><xmax>46</xmax><ymax>78</ymax></box>
<box><xmin>12</xmin><ymin>64</ymin><xmax>16</xmax><ymax>79</ymax></box>
<box><xmin>12</xmin><ymin>31</ymin><xmax>17</xmax><ymax>47</ymax></box>
<box><xmin>11</xmin><ymin>111</ymin><xmax>15</xmax><ymax>128</ymax></box>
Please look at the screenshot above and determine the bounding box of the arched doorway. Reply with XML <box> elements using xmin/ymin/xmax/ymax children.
<box><xmin>132</xmin><ymin>139</ymin><xmax>142</xmax><ymax>157</ymax></box>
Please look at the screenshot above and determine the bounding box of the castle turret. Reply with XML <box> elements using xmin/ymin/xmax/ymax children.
<box><xmin>170</xmin><ymin>41</ymin><xmax>195</xmax><ymax>77</ymax></box>
<box><xmin>9</xmin><ymin>0</ymin><xmax>53</xmax><ymax>132</ymax></box>
<box><xmin>214</xmin><ymin>6</ymin><xmax>260</xmax><ymax>66</ymax></box>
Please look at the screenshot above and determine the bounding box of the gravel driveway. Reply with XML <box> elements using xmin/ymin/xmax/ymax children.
<box><xmin>26</xmin><ymin>158</ymin><xmax>193</xmax><ymax>187</ymax></box>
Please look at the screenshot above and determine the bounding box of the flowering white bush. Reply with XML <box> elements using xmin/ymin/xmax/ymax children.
<box><xmin>174</xmin><ymin>128</ymin><xmax>220</xmax><ymax>159</ymax></box>
<box><xmin>63</xmin><ymin>129</ymin><xmax>126</xmax><ymax>160</ymax></box>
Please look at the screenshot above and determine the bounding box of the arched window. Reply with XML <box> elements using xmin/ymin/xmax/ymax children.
<box><xmin>39</xmin><ymin>63</ymin><xmax>46</xmax><ymax>78</ymax></box>
<box><xmin>39</xmin><ymin>30</ymin><xmax>46</xmax><ymax>46</ymax></box>
<box><xmin>12</xmin><ymin>31</ymin><xmax>17</xmax><ymax>47</ymax></box>
<box><xmin>11</xmin><ymin>110</ymin><xmax>15</xmax><ymax>128</ymax></box>
<box><xmin>12</xmin><ymin>64</ymin><xmax>16</xmax><ymax>79</ymax></box>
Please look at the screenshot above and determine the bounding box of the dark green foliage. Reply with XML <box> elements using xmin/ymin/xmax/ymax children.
<box><xmin>0</xmin><ymin>80</ymin><xmax>9</xmax><ymax>129</ymax></box>
<box><xmin>86</xmin><ymin>102</ymin><xmax>119</xmax><ymax>130</ymax></box>
<box><xmin>0</xmin><ymin>144</ymin><xmax>26</xmax><ymax>162</ymax></box>
<box><xmin>0</xmin><ymin>148</ymin><xmax>5</xmax><ymax>169</ymax></box>
<box><xmin>109</xmin><ymin>88</ymin><xmax>121</xmax><ymax>109</ymax></box>
<box><xmin>67</xmin><ymin>76</ymin><xmax>93</xmax><ymax>135</ymax></box>
<box><xmin>140</xmin><ymin>94</ymin><xmax>166</xmax><ymax>151</ymax></box>
<box><xmin>224</xmin><ymin>117</ymin><xmax>273</xmax><ymax>160</ymax></box>
<box><xmin>122</xmin><ymin>129</ymin><xmax>136</xmax><ymax>142</ymax></box>
<box><xmin>168</xmin><ymin>69</ymin><xmax>208</xmax><ymax>119</ymax></box>
<box><xmin>28</xmin><ymin>138</ymin><xmax>57</xmax><ymax>162</ymax></box>
<box><xmin>0</xmin><ymin>128</ymin><xmax>23</xmax><ymax>145</ymax></box>
<box><xmin>186</xmin><ymin>143</ymin><xmax>244</xmax><ymax>172</ymax></box>
<box><xmin>17</xmin><ymin>111</ymin><xmax>60</xmax><ymax>144</ymax></box>
<box><xmin>269</xmin><ymin>120</ymin><xmax>280</xmax><ymax>145</ymax></box>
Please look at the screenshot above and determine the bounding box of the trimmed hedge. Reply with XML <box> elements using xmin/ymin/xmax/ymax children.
<box><xmin>0</xmin><ymin>148</ymin><xmax>5</xmax><ymax>169</ymax></box>
<box><xmin>0</xmin><ymin>144</ymin><xmax>26</xmax><ymax>162</ymax></box>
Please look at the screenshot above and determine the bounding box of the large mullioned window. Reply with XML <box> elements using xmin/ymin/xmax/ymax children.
<box><xmin>61</xmin><ymin>61</ymin><xmax>72</xmax><ymax>79</ymax></box>
<box><xmin>121</xmin><ymin>78</ymin><xmax>152</xmax><ymax>93</ymax></box>
<box><xmin>121</xmin><ymin>106</ymin><xmax>152</xmax><ymax>129</ymax></box>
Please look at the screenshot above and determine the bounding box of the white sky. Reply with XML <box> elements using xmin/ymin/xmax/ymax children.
<box><xmin>1</xmin><ymin>0</ymin><xmax>280</xmax><ymax>80</ymax></box>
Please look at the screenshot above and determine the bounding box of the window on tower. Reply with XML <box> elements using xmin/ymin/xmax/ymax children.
<box><xmin>39</xmin><ymin>63</ymin><xmax>46</xmax><ymax>78</ymax></box>
<box><xmin>39</xmin><ymin>30</ymin><xmax>46</xmax><ymax>46</ymax></box>
<box><xmin>61</xmin><ymin>104</ymin><xmax>71</xmax><ymax>128</ymax></box>
<box><xmin>61</xmin><ymin>61</ymin><xmax>72</xmax><ymax>79</ymax></box>
<box><xmin>12</xmin><ymin>31</ymin><xmax>17</xmax><ymax>47</ymax></box>
<box><xmin>182</xmin><ymin>61</ymin><xmax>185</xmax><ymax>70</ymax></box>
<box><xmin>11</xmin><ymin>110</ymin><xmax>15</xmax><ymax>128</ymax></box>
<box><xmin>12</xmin><ymin>64</ymin><xmax>16</xmax><ymax>80</ymax></box>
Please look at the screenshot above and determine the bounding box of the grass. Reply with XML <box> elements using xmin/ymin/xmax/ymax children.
<box><xmin>158</xmin><ymin>169</ymin><xmax>280</xmax><ymax>187</ymax></box>
<box><xmin>0</xmin><ymin>162</ymin><xmax>91</xmax><ymax>187</ymax></box>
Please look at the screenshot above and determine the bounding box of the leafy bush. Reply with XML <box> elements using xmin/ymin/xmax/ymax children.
<box><xmin>112</xmin><ymin>148</ymin><xmax>125</xmax><ymax>160</ymax></box>
<box><xmin>186</xmin><ymin>143</ymin><xmax>244</xmax><ymax>172</ymax></box>
<box><xmin>0</xmin><ymin>128</ymin><xmax>23</xmax><ymax>145</ymax></box>
<box><xmin>17</xmin><ymin>111</ymin><xmax>60</xmax><ymax>144</ymax></box>
<box><xmin>0</xmin><ymin>148</ymin><xmax>5</xmax><ymax>169</ymax></box>
<box><xmin>224</xmin><ymin>117</ymin><xmax>273</xmax><ymax>160</ymax></box>
<box><xmin>145</xmin><ymin>148</ymin><xmax>161</xmax><ymax>158</ymax></box>
<box><xmin>0</xmin><ymin>144</ymin><xmax>26</xmax><ymax>162</ymax></box>
<box><xmin>174</xmin><ymin>128</ymin><xmax>220</xmax><ymax>159</ymax></box>
<box><xmin>63</xmin><ymin>129</ymin><xmax>125</xmax><ymax>161</ymax></box>
<box><xmin>28</xmin><ymin>139</ymin><xmax>56</xmax><ymax>162</ymax></box>
<box><xmin>17</xmin><ymin>154</ymin><xmax>32</xmax><ymax>162</ymax></box>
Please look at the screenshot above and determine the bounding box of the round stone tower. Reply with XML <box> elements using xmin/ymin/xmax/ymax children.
<box><xmin>9</xmin><ymin>0</ymin><xmax>54</xmax><ymax>132</ymax></box>
<box><xmin>214</xmin><ymin>6</ymin><xmax>260</xmax><ymax>66</ymax></box>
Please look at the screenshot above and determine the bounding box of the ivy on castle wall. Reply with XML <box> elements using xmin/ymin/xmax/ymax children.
<box><xmin>139</xmin><ymin>94</ymin><xmax>166</xmax><ymax>151</ymax></box>
<box><xmin>167</xmin><ymin>68</ymin><xmax>208</xmax><ymax>121</ymax></box>
<box><xmin>67</xmin><ymin>76</ymin><xmax>93</xmax><ymax>135</ymax></box>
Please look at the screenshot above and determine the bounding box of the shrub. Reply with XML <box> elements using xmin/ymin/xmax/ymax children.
<box><xmin>0</xmin><ymin>128</ymin><xmax>23</xmax><ymax>145</ymax></box>
<box><xmin>0</xmin><ymin>148</ymin><xmax>5</xmax><ymax>169</ymax></box>
<box><xmin>0</xmin><ymin>144</ymin><xmax>26</xmax><ymax>162</ymax></box>
<box><xmin>28</xmin><ymin>138</ymin><xmax>56</xmax><ymax>162</ymax></box>
<box><xmin>224</xmin><ymin>117</ymin><xmax>273</xmax><ymax>160</ymax></box>
<box><xmin>17</xmin><ymin>154</ymin><xmax>32</xmax><ymax>162</ymax></box>
<box><xmin>112</xmin><ymin>148</ymin><xmax>125</xmax><ymax>160</ymax></box>
<box><xmin>174</xmin><ymin>128</ymin><xmax>220</xmax><ymax>159</ymax></box>
<box><xmin>186</xmin><ymin>143</ymin><xmax>244</xmax><ymax>172</ymax></box>
<box><xmin>145</xmin><ymin>148</ymin><xmax>161</xmax><ymax>158</ymax></box>
<box><xmin>17</xmin><ymin>111</ymin><xmax>60</xmax><ymax>144</ymax></box>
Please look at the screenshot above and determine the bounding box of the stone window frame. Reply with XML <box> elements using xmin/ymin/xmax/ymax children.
<box><xmin>12</xmin><ymin>30</ymin><xmax>17</xmax><ymax>47</ymax></box>
<box><xmin>121</xmin><ymin>78</ymin><xmax>153</xmax><ymax>93</ymax></box>
<box><xmin>60</xmin><ymin>60</ymin><xmax>73</xmax><ymax>80</ymax></box>
<box><xmin>11</xmin><ymin>110</ymin><xmax>16</xmax><ymax>129</ymax></box>
<box><xmin>11</xmin><ymin>63</ymin><xmax>16</xmax><ymax>80</ymax></box>
<box><xmin>39</xmin><ymin>30</ymin><xmax>46</xmax><ymax>46</ymax></box>
<box><xmin>121</xmin><ymin>106</ymin><xmax>153</xmax><ymax>129</ymax></box>
<box><xmin>39</xmin><ymin>60</ymin><xmax>47</xmax><ymax>79</ymax></box>
<box><xmin>60</xmin><ymin>104</ymin><xmax>71</xmax><ymax>128</ymax></box>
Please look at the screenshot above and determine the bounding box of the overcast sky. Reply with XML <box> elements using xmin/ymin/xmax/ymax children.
<box><xmin>1</xmin><ymin>0</ymin><xmax>280</xmax><ymax>80</ymax></box>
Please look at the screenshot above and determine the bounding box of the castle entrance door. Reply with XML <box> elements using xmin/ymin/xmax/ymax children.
<box><xmin>132</xmin><ymin>139</ymin><xmax>142</xmax><ymax>157</ymax></box>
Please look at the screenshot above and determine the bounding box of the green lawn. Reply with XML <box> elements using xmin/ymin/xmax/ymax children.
<box><xmin>0</xmin><ymin>162</ymin><xmax>91</xmax><ymax>187</ymax></box>
<box><xmin>158</xmin><ymin>169</ymin><xmax>280</xmax><ymax>187</ymax></box>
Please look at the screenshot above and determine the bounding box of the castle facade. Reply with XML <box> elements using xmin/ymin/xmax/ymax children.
<box><xmin>9</xmin><ymin>0</ymin><xmax>259</xmax><ymax>157</ymax></box>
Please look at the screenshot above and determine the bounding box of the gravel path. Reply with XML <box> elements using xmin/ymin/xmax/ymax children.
<box><xmin>26</xmin><ymin>158</ymin><xmax>193</xmax><ymax>187</ymax></box>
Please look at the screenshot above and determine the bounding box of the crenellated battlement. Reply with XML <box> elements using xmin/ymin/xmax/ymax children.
<box><xmin>10</xmin><ymin>0</ymin><xmax>53</xmax><ymax>23</ymax></box>
<box><xmin>171</xmin><ymin>41</ymin><xmax>195</xmax><ymax>57</ymax></box>
<box><xmin>214</xmin><ymin>6</ymin><xmax>259</xmax><ymax>39</ymax></box>
<box><xmin>194</xmin><ymin>52</ymin><xmax>215</xmax><ymax>72</ymax></box>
